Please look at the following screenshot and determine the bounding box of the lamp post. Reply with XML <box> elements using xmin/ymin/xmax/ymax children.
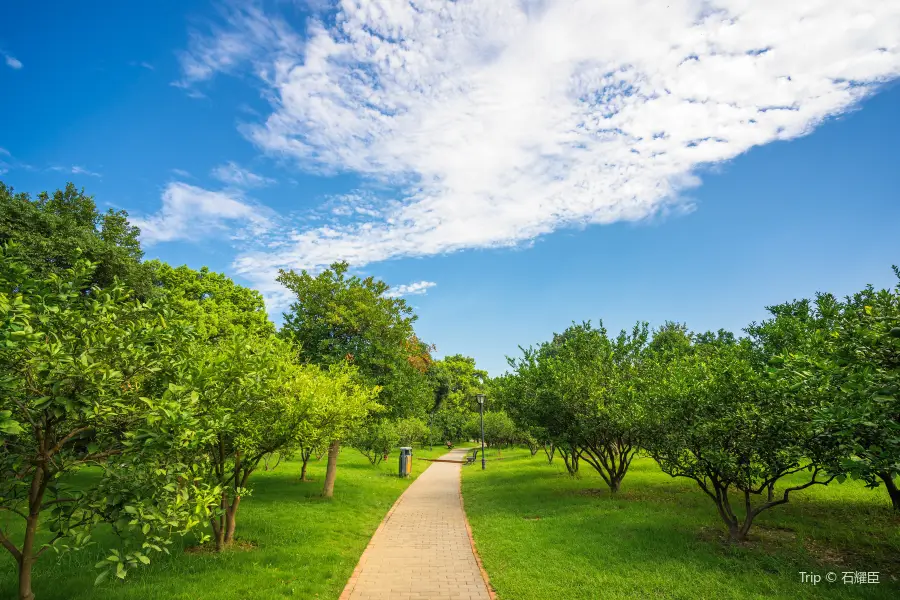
<box><xmin>476</xmin><ymin>394</ymin><xmax>485</xmax><ymax>470</ymax></box>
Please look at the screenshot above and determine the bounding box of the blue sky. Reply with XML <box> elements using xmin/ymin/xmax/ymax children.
<box><xmin>1</xmin><ymin>1</ymin><xmax>898</xmax><ymax>375</ymax></box>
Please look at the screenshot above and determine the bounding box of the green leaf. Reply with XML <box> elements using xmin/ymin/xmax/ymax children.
<box><xmin>94</xmin><ymin>570</ymin><xmax>109</xmax><ymax>586</ymax></box>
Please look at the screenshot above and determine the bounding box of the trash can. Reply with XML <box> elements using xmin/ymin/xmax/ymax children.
<box><xmin>398</xmin><ymin>447</ymin><xmax>413</xmax><ymax>478</ymax></box>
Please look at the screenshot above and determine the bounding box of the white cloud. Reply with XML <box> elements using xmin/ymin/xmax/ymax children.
<box><xmin>173</xmin><ymin>3</ymin><xmax>303</xmax><ymax>89</ymax></box>
<box><xmin>71</xmin><ymin>166</ymin><xmax>101</xmax><ymax>177</ymax></box>
<box><xmin>211</xmin><ymin>161</ymin><xmax>275</xmax><ymax>187</ymax></box>
<box><xmin>385</xmin><ymin>281</ymin><xmax>437</xmax><ymax>298</ymax></box>
<box><xmin>51</xmin><ymin>165</ymin><xmax>102</xmax><ymax>178</ymax></box>
<box><xmin>134</xmin><ymin>182</ymin><xmax>273</xmax><ymax>244</ymax></box>
<box><xmin>171</xmin><ymin>168</ymin><xmax>193</xmax><ymax>178</ymax></box>
<box><xmin>178</xmin><ymin>0</ymin><xmax>900</xmax><ymax>305</ymax></box>
<box><xmin>4</xmin><ymin>53</ymin><xmax>22</xmax><ymax>69</ymax></box>
<box><xmin>0</xmin><ymin>149</ymin><xmax>32</xmax><ymax>175</ymax></box>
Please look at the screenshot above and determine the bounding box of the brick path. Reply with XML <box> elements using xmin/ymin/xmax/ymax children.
<box><xmin>339</xmin><ymin>448</ymin><xmax>492</xmax><ymax>600</ymax></box>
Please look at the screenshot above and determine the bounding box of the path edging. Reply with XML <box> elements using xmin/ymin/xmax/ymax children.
<box><xmin>458</xmin><ymin>466</ymin><xmax>498</xmax><ymax>600</ymax></box>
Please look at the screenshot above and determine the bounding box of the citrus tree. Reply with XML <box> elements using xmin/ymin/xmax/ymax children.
<box><xmin>180</xmin><ymin>334</ymin><xmax>305</xmax><ymax>549</ymax></box>
<box><xmin>350</xmin><ymin>420</ymin><xmax>400</xmax><ymax>466</ymax></box>
<box><xmin>0</xmin><ymin>248</ymin><xmax>217</xmax><ymax>600</ymax></box>
<box><xmin>778</xmin><ymin>271</ymin><xmax>900</xmax><ymax>509</ymax></box>
<box><xmin>645</xmin><ymin>337</ymin><xmax>836</xmax><ymax>542</ymax></box>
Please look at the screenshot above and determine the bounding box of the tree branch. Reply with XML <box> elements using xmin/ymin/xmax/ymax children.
<box><xmin>48</xmin><ymin>426</ymin><xmax>93</xmax><ymax>457</ymax></box>
<box><xmin>0</xmin><ymin>528</ymin><xmax>22</xmax><ymax>561</ymax></box>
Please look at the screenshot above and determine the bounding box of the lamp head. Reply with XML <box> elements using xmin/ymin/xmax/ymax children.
<box><xmin>476</xmin><ymin>394</ymin><xmax>485</xmax><ymax>405</ymax></box>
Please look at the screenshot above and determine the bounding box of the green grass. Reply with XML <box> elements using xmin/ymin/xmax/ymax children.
<box><xmin>1</xmin><ymin>445</ymin><xmax>450</xmax><ymax>600</ymax></box>
<box><xmin>462</xmin><ymin>447</ymin><xmax>900</xmax><ymax>599</ymax></box>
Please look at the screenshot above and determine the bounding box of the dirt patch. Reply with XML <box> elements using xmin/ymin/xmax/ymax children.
<box><xmin>570</xmin><ymin>488</ymin><xmax>690</xmax><ymax>504</ymax></box>
<box><xmin>695</xmin><ymin>524</ymin><xmax>797</xmax><ymax>549</ymax></box>
<box><xmin>522</xmin><ymin>515</ymin><xmax>542</xmax><ymax>521</ymax></box>
<box><xmin>803</xmin><ymin>538</ymin><xmax>852</xmax><ymax>568</ymax></box>
<box><xmin>185</xmin><ymin>539</ymin><xmax>258</xmax><ymax>554</ymax></box>
<box><xmin>572</xmin><ymin>488</ymin><xmax>608</xmax><ymax>497</ymax></box>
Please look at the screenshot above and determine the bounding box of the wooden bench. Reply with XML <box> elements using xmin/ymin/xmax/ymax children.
<box><xmin>464</xmin><ymin>448</ymin><xmax>479</xmax><ymax>466</ymax></box>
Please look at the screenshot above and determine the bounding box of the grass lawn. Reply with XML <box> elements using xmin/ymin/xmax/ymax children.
<box><xmin>0</xmin><ymin>445</ymin><xmax>451</xmax><ymax>600</ymax></box>
<box><xmin>462</xmin><ymin>447</ymin><xmax>900</xmax><ymax>600</ymax></box>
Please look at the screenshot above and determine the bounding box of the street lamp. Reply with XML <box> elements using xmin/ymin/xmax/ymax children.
<box><xmin>476</xmin><ymin>394</ymin><xmax>486</xmax><ymax>470</ymax></box>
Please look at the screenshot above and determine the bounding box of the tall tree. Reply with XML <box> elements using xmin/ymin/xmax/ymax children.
<box><xmin>0</xmin><ymin>182</ymin><xmax>150</xmax><ymax>295</ymax></box>
<box><xmin>277</xmin><ymin>262</ymin><xmax>431</xmax><ymax>497</ymax></box>
<box><xmin>145</xmin><ymin>260</ymin><xmax>273</xmax><ymax>340</ymax></box>
<box><xmin>428</xmin><ymin>354</ymin><xmax>487</xmax><ymax>442</ymax></box>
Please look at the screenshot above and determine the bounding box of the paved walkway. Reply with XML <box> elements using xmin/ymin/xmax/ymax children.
<box><xmin>339</xmin><ymin>448</ymin><xmax>492</xmax><ymax>600</ymax></box>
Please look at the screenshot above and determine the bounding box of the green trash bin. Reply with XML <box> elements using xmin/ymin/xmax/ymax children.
<box><xmin>398</xmin><ymin>447</ymin><xmax>412</xmax><ymax>478</ymax></box>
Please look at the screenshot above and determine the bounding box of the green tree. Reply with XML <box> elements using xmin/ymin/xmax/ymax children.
<box><xmin>145</xmin><ymin>261</ymin><xmax>273</xmax><ymax>340</ymax></box>
<box><xmin>395</xmin><ymin>417</ymin><xmax>429</xmax><ymax>447</ymax></box>
<box><xmin>504</xmin><ymin>342</ymin><xmax>582</xmax><ymax>476</ymax></box>
<box><xmin>780</xmin><ymin>272</ymin><xmax>900</xmax><ymax>509</ymax></box>
<box><xmin>645</xmin><ymin>338</ymin><xmax>835</xmax><ymax>542</ymax></box>
<box><xmin>184</xmin><ymin>335</ymin><xmax>367</xmax><ymax>549</ymax></box>
<box><xmin>277</xmin><ymin>261</ymin><xmax>431</xmax><ymax>497</ymax></box>
<box><xmin>0</xmin><ymin>248</ymin><xmax>217</xmax><ymax>600</ymax></box>
<box><xmin>427</xmin><ymin>355</ymin><xmax>487</xmax><ymax>442</ymax></box>
<box><xmin>467</xmin><ymin>411</ymin><xmax>515</xmax><ymax>451</ymax></box>
<box><xmin>350</xmin><ymin>420</ymin><xmax>400</xmax><ymax>466</ymax></box>
<box><xmin>0</xmin><ymin>182</ymin><xmax>150</xmax><ymax>296</ymax></box>
<box><xmin>502</xmin><ymin>321</ymin><xmax>649</xmax><ymax>488</ymax></box>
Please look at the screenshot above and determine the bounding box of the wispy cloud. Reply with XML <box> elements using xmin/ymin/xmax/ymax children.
<box><xmin>133</xmin><ymin>182</ymin><xmax>273</xmax><ymax>244</ymax></box>
<box><xmin>210</xmin><ymin>161</ymin><xmax>275</xmax><ymax>188</ymax></box>
<box><xmin>171</xmin><ymin>168</ymin><xmax>193</xmax><ymax>178</ymax></box>
<box><xmin>0</xmin><ymin>148</ymin><xmax>32</xmax><ymax>175</ymax></box>
<box><xmin>176</xmin><ymin>0</ymin><xmax>900</xmax><ymax>306</ymax></box>
<box><xmin>385</xmin><ymin>281</ymin><xmax>437</xmax><ymax>298</ymax></box>
<box><xmin>3</xmin><ymin>53</ymin><xmax>22</xmax><ymax>70</ymax></box>
<box><xmin>51</xmin><ymin>165</ymin><xmax>102</xmax><ymax>178</ymax></box>
<box><xmin>173</xmin><ymin>2</ymin><xmax>302</xmax><ymax>90</ymax></box>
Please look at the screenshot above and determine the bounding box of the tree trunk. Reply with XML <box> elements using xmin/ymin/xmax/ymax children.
<box><xmin>224</xmin><ymin>497</ymin><xmax>240</xmax><ymax>544</ymax></box>
<box><xmin>559</xmin><ymin>445</ymin><xmax>579</xmax><ymax>476</ymax></box>
<box><xmin>878</xmin><ymin>471</ymin><xmax>900</xmax><ymax>510</ymax></box>
<box><xmin>19</xmin><ymin>513</ymin><xmax>39</xmax><ymax>600</ymax></box>
<box><xmin>210</xmin><ymin>491</ymin><xmax>227</xmax><ymax>551</ymax></box>
<box><xmin>211</xmin><ymin>516</ymin><xmax>225</xmax><ymax>551</ymax></box>
<box><xmin>18</xmin><ymin>461</ymin><xmax>47</xmax><ymax>600</ymax></box>
<box><xmin>712</xmin><ymin>488</ymin><xmax>753</xmax><ymax>543</ymax></box>
<box><xmin>543</xmin><ymin>443</ymin><xmax>555</xmax><ymax>464</ymax></box>
<box><xmin>727</xmin><ymin>513</ymin><xmax>754</xmax><ymax>543</ymax></box>
<box><xmin>322</xmin><ymin>439</ymin><xmax>340</xmax><ymax>498</ymax></box>
<box><xmin>18</xmin><ymin>552</ymin><xmax>34</xmax><ymax>600</ymax></box>
<box><xmin>300</xmin><ymin>455</ymin><xmax>310</xmax><ymax>482</ymax></box>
